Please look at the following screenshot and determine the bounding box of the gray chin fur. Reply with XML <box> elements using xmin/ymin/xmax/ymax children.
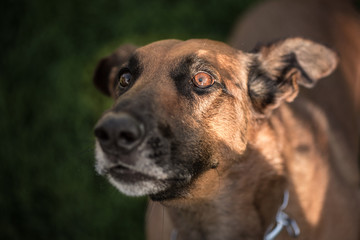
<box><xmin>94</xmin><ymin>141</ymin><xmax>172</xmax><ymax>196</ymax></box>
<box><xmin>108</xmin><ymin>176</ymin><xmax>168</xmax><ymax>196</ymax></box>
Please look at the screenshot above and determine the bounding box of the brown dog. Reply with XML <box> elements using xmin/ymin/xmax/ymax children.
<box><xmin>93</xmin><ymin>0</ymin><xmax>360</xmax><ymax>239</ymax></box>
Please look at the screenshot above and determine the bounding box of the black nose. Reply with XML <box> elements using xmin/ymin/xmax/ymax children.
<box><xmin>94</xmin><ymin>112</ymin><xmax>145</xmax><ymax>152</ymax></box>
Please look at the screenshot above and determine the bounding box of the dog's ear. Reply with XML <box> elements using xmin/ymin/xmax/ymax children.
<box><xmin>93</xmin><ymin>44</ymin><xmax>137</xmax><ymax>96</ymax></box>
<box><xmin>248</xmin><ymin>38</ymin><xmax>338</xmax><ymax>115</ymax></box>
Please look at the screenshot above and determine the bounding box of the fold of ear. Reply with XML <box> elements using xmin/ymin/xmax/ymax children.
<box><xmin>248</xmin><ymin>37</ymin><xmax>338</xmax><ymax>115</ymax></box>
<box><xmin>93</xmin><ymin>44</ymin><xmax>137</xmax><ymax>96</ymax></box>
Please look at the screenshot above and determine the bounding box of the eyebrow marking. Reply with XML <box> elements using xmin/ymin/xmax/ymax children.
<box><xmin>127</xmin><ymin>53</ymin><xmax>143</xmax><ymax>76</ymax></box>
<box><xmin>170</xmin><ymin>54</ymin><xmax>195</xmax><ymax>99</ymax></box>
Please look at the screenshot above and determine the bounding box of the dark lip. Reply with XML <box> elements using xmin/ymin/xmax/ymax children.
<box><xmin>109</xmin><ymin>165</ymin><xmax>156</xmax><ymax>183</ymax></box>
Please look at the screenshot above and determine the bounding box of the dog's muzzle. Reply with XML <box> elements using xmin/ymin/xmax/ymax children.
<box><xmin>93</xmin><ymin>110</ymin><xmax>190</xmax><ymax>197</ymax></box>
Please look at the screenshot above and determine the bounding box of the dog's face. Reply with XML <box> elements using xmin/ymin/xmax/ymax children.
<box><xmin>93</xmin><ymin>38</ymin><xmax>337</xmax><ymax>201</ymax></box>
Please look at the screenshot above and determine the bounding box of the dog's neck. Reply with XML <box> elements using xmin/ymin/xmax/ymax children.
<box><xmin>163</xmin><ymin>118</ymin><xmax>288</xmax><ymax>240</ymax></box>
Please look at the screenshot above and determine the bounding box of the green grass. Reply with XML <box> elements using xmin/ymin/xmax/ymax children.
<box><xmin>0</xmin><ymin>0</ymin><xmax>259</xmax><ymax>239</ymax></box>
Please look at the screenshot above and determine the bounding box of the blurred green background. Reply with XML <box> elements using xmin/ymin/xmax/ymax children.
<box><xmin>0</xmin><ymin>0</ymin><xmax>261</xmax><ymax>239</ymax></box>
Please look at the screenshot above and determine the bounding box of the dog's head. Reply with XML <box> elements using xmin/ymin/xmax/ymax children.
<box><xmin>93</xmin><ymin>38</ymin><xmax>337</xmax><ymax>201</ymax></box>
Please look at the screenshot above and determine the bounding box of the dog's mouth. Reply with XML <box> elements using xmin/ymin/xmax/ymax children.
<box><xmin>95</xmin><ymin>134</ymin><xmax>197</xmax><ymax>198</ymax></box>
<box><xmin>108</xmin><ymin>165</ymin><xmax>157</xmax><ymax>183</ymax></box>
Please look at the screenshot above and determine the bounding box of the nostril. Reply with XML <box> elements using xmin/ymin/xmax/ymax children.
<box><xmin>94</xmin><ymin>127</ymin><xmax>110</xmax><ymax>142</ymax></box>
<box><xmin>116</xmin><ymin>121</ymin><xmax>144</xmax><ymax>150</ymax></box>
<box><xmin>118</xmin><ymin>131</ymin><xmax>138</xmax><ymax>145</ymax></box>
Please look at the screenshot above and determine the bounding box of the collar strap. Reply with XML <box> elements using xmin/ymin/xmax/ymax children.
<box><xmin>263</xmin><ymin>190</ymin><xmax>300</xmax><ymax>240</ymax></box>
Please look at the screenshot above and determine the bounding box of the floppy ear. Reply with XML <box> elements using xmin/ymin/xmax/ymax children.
<box><xmin>93</xmin><ymin>44</ymin><xmax>137</xmax><ymax>96</ymax></box>
<box><xmin>248</xmin><ymin>38</ymin><xmax>338</xmax><ymax>115</ymax></box>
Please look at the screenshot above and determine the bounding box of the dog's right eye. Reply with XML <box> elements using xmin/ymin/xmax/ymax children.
<box><xmin>118</xmin><ymin>72</ymin><xmax>132</xmax><ymax>88</ymax></box>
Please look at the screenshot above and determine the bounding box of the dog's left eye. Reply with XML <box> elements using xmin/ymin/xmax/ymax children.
<box><xmin>118</xmin><ymin>72</ymin><xmax>132</xmax><ymax>88</ymax></box>
<box><xmin>192</xmin><ymin>72</ymin><xmax>214</xmax><ymax>88</ymax></box>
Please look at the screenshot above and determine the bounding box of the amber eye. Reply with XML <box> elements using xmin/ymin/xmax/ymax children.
<box><xmin>192</xmin><ymin>72</ymin><xmax>214</xmax><ymax>88</ymax></box>
<box><xmin>118</xmin><ymin>72</ymin><xmax>132</xmax><ymax>88</ymax></box>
